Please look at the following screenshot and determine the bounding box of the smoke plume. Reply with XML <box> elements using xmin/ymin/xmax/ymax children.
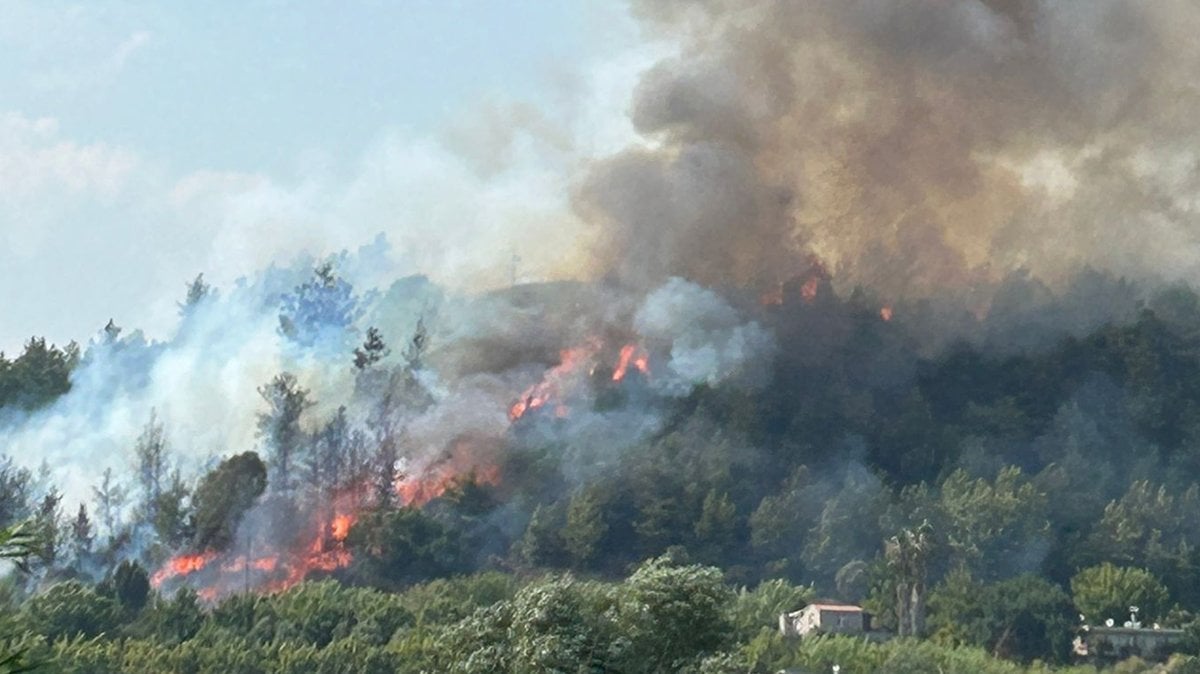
<box><xmin>577</xmin><ymin>0</ymin><xmax>1200</xmax><ymax>295</ymax></box>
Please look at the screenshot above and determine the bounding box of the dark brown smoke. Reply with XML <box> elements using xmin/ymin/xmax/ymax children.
<box><xmin>575</xmin><ymin>0</ymin><xmax>1200</xmax><ymax>296</ymax></box>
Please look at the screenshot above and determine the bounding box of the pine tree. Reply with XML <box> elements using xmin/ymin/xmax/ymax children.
<box><xmin>178</xmin><ymin>273</ymin><xmax>213</xmax><ymax>316</ymax></box>
<box><xmin>563</xmin><ymin>487</ymin><xmax>608</xmax><ymax>569</ymax></box>
<box><xmin>111</xmin><ymin>559</ymin><xmax>150</xmax><ymax>611</ymax></box>
<box><xmin>103</xmin><ymin>319</ymin><xmax>122</xmax><ymax>343</ymax></box>
<box><xmin>133</xmin><ymin>411</ymin><xmax>168</xmax><ymax>527</ymax></box>
<box><xmin>518</xmin><ymin>504</ymin><xmax>565</xmax><ymax>568</ymax></box>
<box><xmin>257</xmin><ymin>373</ymin><xmax>314</xmax><ymax>494</ymax></box>
<box><xmin>35</xmin><ymin>489</ymin><xmax>63</xmax><ymax>566</ymax></box>
<box><xmin>0</xmin><ymin>457</ymin><xmax>32</xmax><ymax>529</ymax></box>
<box><xmin>693</xmin><ymin>490</ymin><xmax>737</xmax><ymax>564</ymax></box>
<box><xmin>92</xmin><ymin>467</ymin><xmax>126</xmax><ymax>540</ymax></box>
<box><xmin>353</xmin><ymin>327</ymin><xmax>389</xmax><ymax>370</ymax></box>
<box><xmin>153</xmin><ymin>470</ymin><xmax>192</xmax><ymax>547</ymax></box>
<box><xmin>373</xmin><ymin>440</ymin><xmax>399</xmax><ymax>510</ymax></box>
<box><xmin>403</xmin><ymin>317</ymin><xmax>429</xmax><ymax>371</ymax></box>
<box><xmin>278</xmin><ymin>261</ymin><xmax>363</xmax><ymax>350</ymax></box>
<box><xmin>70</xmin><ymin>504</ymin><xmax>94</xmax><ymax>563</ymax></box>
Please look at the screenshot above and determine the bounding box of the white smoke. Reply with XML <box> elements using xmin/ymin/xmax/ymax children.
<box><xmin>635</xmin><ymin>277</ymin><xmax>775</xmax><ymax>394</ymax></box>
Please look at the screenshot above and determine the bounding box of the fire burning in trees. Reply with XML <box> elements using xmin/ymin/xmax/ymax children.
<box><xmin>152</xmin><ymin>332</ymin><xmax>660</xmax><ymax>601</ymax></box>
<box><xmin>509</xmin><ymin>341</ymin><xmax>651</xmax><ymax>421</ymax></box>
<box><xmin>151</xmin><ymin>507</ymin><xmax>359</xmax><ymax>601</ymax></box>
<box><xmin>612</xmin><ymin>344</ymin><xmax>649</xmax><ymax>382</ymax></box>
<box><xmin>395</xmin><ymin>456</ymin><xmax>501</xmax><ymax>506</ymax></box>
<box><xmin>508</xmin><ymin>342</ymin><xmax>600</xmax><ymax>421</ymax></box>
<box><xmin>151</xmin><ymin>446</ymin><xmax>504</xmax><ymax>601</ymax></box>
<box><xmin>150</xmin><ymin>551</ymin><xmax>218</xmax><ymax>587</ymax></box>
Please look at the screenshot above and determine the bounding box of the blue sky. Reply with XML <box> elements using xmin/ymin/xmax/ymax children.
<box><xmin>0</xmin><ymin>1</ymin><xmax>652</xmax><ymax>352</ymax></box>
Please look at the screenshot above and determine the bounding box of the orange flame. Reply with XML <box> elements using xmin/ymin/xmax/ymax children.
<box><xmin>150</xmin><ymin>551</ymin><xmax>218</xmax><ymax>587</ymax></box>
<box><xmin>331</xmin><ymin>514</ymin><xmax>352</xmax><ymax>541</ymax></box>
<box><xmin>152</xmin><ymin>504</ymin><xmax>361</xmax><ymax>601</ymax></box>
<box><xmin>509</xmin><ymin>343</ymin><xmax>600</xmax><ymax>421</ymax></box>
<box><xmin>396</xmin><ymin>462</ymin><xmax>501</xmax><ymax>507</ymax></box>
<box><xmin>612</xmin><ymin>344</ymin><xmax>650</xmax><ymax>382</ymax></box>
<box><xmin>800</xmin><ymin>276</ymin><xmax>821</xmax><ymax>303</ymax></box>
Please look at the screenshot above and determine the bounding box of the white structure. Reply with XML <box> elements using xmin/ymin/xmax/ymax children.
<box><xmin>779</xmin><ymin>603</ymin><xmax>867</xmax><ymax>637</ymax></box>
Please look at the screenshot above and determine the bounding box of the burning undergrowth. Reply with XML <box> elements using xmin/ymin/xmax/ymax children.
<box><xmin>56</xmin><ymin>262</ymin><xmax>771</xmax><ymax>601</ymax></box>
<box><xmin>0</xmin><ymin>236</ymin><xmax>1181</xmax><ymax>605</ymax></box>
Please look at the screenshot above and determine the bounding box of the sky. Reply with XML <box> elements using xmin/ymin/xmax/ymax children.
<box><xmin>0</xmin><ymin>1</ymin><xmax>652</xmax><ymax>353</ymax></box>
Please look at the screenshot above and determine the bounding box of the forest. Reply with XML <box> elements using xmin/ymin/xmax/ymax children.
<box><xmin>6</xmin><ymin>263</ymin><xmax>1200</xmax><ymax>673</ymax></box>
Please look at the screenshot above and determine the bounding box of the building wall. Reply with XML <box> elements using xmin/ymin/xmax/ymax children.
<box><xmin>780</xmin><ymin>605</ymin><xmax>869</xmax><ymax>637</ymax></box>
<box><xmin>1078</xmin><ymin>627</ymin><xmax>1184</xmax><ymax>662</ymax></box>
<box><xmin>818</xmin><ymin>609</ymin><xmax>865</xmax><ymax>634</ymax></box>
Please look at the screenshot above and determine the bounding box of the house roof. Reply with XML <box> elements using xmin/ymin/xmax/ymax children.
<box><xmin>805</xmin><ymin>603</ymin><xmax>863</xmax><ymax>612</ymax></box>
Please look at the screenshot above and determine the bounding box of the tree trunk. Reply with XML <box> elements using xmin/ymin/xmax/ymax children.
<box><xmin>910</xmin><ymin>580</ymin><xmax>926</xmax><ymax>637</ymax></box>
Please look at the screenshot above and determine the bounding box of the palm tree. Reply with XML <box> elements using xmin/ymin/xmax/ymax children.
<box><xmin>0</xmin><ymin>522</ymin><xmax>40</xmax><ymax>673</ymax></box>
<box><xmin>0</xmin><ymin>522</ymin><xmax>37</xmax><ymax>571</ymax></box>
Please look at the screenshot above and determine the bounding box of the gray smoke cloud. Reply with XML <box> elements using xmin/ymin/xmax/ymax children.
<box><xmin>634</xmin><ymin>277</ymin><xmax>774</xmax><ymax>393</ymax></box>
<box><xmin>575</xmin><ymin>0</ymin><xmax>1200</xmax><ymax>296</ymax></box>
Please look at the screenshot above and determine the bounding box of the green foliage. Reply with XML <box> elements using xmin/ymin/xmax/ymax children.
<box><xmin>0</xmin><ymin>522</ymin><xmax>37</xmax><ymax>571</ymax></box>
<box><xmin>1072</xmin><ymin>563</ymin><xmax>1170</xmax><ymax>626</ymax></box>
<box><xmin>140</xmin><ymin>589</ymin><xmax>204</xmax><ymax>644</ymax></box>
<box><xmin>516</xmin><ymin>503</ymin><xmax>566</xmax><ymax>568</ymax></box>
<box><xmin>562</xmin><ymin>486</ymin><xmax>609</xmax><ymax>569</ymax></box>
<box><xmin>396</xmin><ymin>571</ymin><xmax>521</xmax><ymax>627</ymax></box>
<box><xmin>190</xmin><ymin>452</ymin><xmax>268</xmax><ymax>551</ymax></box>
<box><xmin>694</xmin><ymin>489</ymin><xmax>738</xmax><ymax>563</ymax></box>
<box><xmin>346</xmin><ymin>507</ymin><xmax>466</xmax><ymax>590</ymax></box>
<box><xmin>0</xmin><ymin>461</ymin><xmax>33</xmax><ymax>532</ymax></box>
<box><xmin>268</xmin><ymin>581</ymin><xmax>410</xmax><ymax>648</ymax></box>
<box><xmin>728</xmin><ymin>578</ymin><xmax>814</xmax><ymax>642</ymax></box>
<box><xmin>1083</xmin><ymin>481</ymin><xmax>1200</xmax><ymax>607</ymax></box>
<box><xmin>617</xmin><ymin>556</ymin><xmax>735</xmax><ymax>671</ymax></box>
<box><xmin>936</xmin><ymin>467</ymin><xmax>1050</xmax><ymax>580</ymax></box>
<box><xmin>505</xmin><ymin>577</ymin><xmax>620</xmax><ymax>673</ymax></box>
<box><xmin>21</xmin><ymin>581</ymin><xmax>119</xmax><ymax>643</ymax></box>
<box><xmin>23</xmin><ymin>276</ymin><xmax>1200</xmax><ymax>672</ymax></box>
<box><xmin>929</xmin><ymin>573</ymin><xmax>1075</xmax><ymax>663</ymax></box>
<box><xmin>110</xmin><ymin>560</ymin><xmax>150</xmax><ymax>612</ymax></box>
<box><xmin>256</xmin><ymin>372</ymin><xmax>314</xmax><ymax>494</ymax></box>
<box><xmin>0</xmin><ymin>337</ymin><xmax>76</xmax><ymax>412</ymax></box>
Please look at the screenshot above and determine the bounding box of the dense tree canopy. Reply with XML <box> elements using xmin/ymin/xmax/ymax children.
<box><xmin>14</xmin><ymin>276</ymin><xmax>1200</xmax><ymax>671</ymax></box>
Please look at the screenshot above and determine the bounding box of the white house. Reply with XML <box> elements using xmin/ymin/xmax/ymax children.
<box><xmin>779</xmin><ymin>602</ymin><xmax>868</xmax><ymax>637</ymax></box>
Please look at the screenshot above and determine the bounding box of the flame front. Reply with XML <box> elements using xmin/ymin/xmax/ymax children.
<box><xmin>612</xmin><ymin>344</ymin><xmax>649</xmax><ymax>382</ymax></box>
<box><xmin>150</xmin><ymin>551</ymin><xmax>219</xmax><ymax>587</ymax></box>
<box><xmin>152</xmin><ymin>507</ymin><xmax>359</xmax><ymax>601</ymax></box>
<box><xmin>331</xmin><ymin>514</ymin><xmax>352</xmax><ymax>541</ymax></box>
<box><xmin>508</xmin><ymin>343</ymin><xmax>600</xmax><ymax>421</ymax></box>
